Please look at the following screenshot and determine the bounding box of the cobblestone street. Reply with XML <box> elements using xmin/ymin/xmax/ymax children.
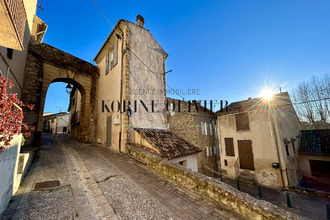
<box><xmin>1</xmin><ymin>134</ymin><xmax>245</xmax><ymax>220</ymax></box>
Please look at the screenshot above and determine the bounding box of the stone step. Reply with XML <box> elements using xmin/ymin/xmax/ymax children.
<box><xmin>238</xmin><ymin>173</ymin><xmax>255</xmax><ymax>185</ymax></box>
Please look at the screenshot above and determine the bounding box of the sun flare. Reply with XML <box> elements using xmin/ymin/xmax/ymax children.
<box><xmin>261</xmin><ymin>89</ymin><xmax>273</xmax><ymax>100</ymax></box>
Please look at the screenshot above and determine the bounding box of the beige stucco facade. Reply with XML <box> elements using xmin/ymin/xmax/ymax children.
<box><xmin>299</xmin><ymin>154</ymin><xmax>330</xmax><ymax>178</ymax></box>
<box><xmin>69</xmin><ymin>88</ymin><xmax>82</xmax><ymax>139</ymax></box>
<box><xmin>217</xmin><ymin>93</ymin><xmax>301</xmax><ymax>188</ymax></box>
<box><xmin>0</xmin><ymin>0</ymin><xmax>38</xmax><ymax>98</ymax></box>
<box><xmin>94</xmin><ymin>17</ymin><xmax>167</xmax><ymax>151</ymax></box>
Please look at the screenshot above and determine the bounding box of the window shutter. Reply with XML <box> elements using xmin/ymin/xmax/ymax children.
<box><xmin>206</xmin><ymin>147</ymin><xmax>209</xmax><ymax>157</ymax></box>
<box><xmin>170</xmin><ymin>103</ymin><xmax>175</xmax><ymax>116</ymax></box>
<box><xmin>113</xmin><ymin>40</ymin><xmax>118</xmax><ymax>66</ymax></box>
<box><xmin>210</xmin><ymin>123</ymin><xmax>212</xmax><ymax>135</ymax></box>
<box><xmin>105</xmin><ymin>53</ymin><xmax>109</xmax><ymax>74</ymax></box>
<box><xmin>204</xmin><ymin>122</ymin><xmax>208</xmax><ymax>135</ymax></box>
<box><xmin>225</xmin><ymin>138</ymin><xmax>235</xmax><ymax>156</ymax></box>
<box><xmin>201</xmin><ymin>122</ymin><xmax>204</xmax><ymax>135</ymax></box>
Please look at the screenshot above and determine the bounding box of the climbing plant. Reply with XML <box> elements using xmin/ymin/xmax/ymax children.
<box><xmin>0</xmin><ymin>75</ymin><xmax>34</xmax><ymax>152</ymax></box>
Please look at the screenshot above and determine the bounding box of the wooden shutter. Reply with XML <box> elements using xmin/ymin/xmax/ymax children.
<box><xmin>105</xmin><ymin>53</ymin><xmax>109</xmax><ymax>74</ymax></box>
<box><xmin>235</xmin><ymin>113</ymin><xmax>250</xmax><ymax>131</ymax></box>
<box><xmin>225</xmin><ymin>138</ymin><xmax>235</xmax><ymax>156</ymax></box>
<box><xmin>237</xmin><ymin>140</ymin><xmax>255</xmax><ymax>170</ymax></box>
<box><xmin>113</xmin><ymin>40</ymin><xmax>118</xmax><ymax>66</ymax></box>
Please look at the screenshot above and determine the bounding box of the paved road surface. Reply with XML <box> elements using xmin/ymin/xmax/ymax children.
<box><xmin>1</xmin><ymin>134</ymin><xmax>244</xmax><ymax>220</ymax></box>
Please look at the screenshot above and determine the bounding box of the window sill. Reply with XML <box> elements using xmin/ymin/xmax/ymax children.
<box><xmin>236</xmin><ymin>130</ymin><xmax>250</xmax><ymax>133</ymax></box>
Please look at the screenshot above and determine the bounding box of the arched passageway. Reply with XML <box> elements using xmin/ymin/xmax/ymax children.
<box><xmin>21</xmin><ymin>42</ymin><xmax>99</xmax><ymax>145</ymax></box>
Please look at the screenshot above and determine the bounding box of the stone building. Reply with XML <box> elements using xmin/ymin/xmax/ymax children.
<box><xmin>43</xmin><ymin>112</ymin><xmax>69</xmax><ymax>134</ymax></box>
<box><xmin>132</xmin><ymin>128</ymin><xmax>202</xmax><ymax>171</ymax></box>
<box><xmin>298</xmin><ymin>129</ymin><xmax>330</xmax><ymax>180</ymax></box>
<box><xmin>216</xmin><ymin>92</ymin><xmax>301</xmax><ymax>188</ymax></box>
<box><xmin>68</xmin><ymin>87</ymin><xmax>82</xmax><ymax>139</ymax></box>
<box><xmin>166</xmin><ymin>98</ymin><xmax>219</xmax><ymax>176</ymax></box>
<box><xmin>93</xmin><ymin>15</ymin><xmax>168</xmax><ymax>150</ymax></box>
<box><xmin>0</xmin><ymin>0</ymin><xmax>47</xmax><ymax>98</ymax></box>
<box><xmin>21</xmin><ymin>42</ymin><xmax>98</xmax><ymax>144</ymax></box>
<box><xmin>0</xmin><ymin>0</ymin><xmax>46</xmax><ymax>214</ymax></box>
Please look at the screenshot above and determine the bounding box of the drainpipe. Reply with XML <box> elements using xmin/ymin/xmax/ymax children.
<box><xmin>269</xmin><ymin>109</ymin><xmax>286</xmax><ymax>187</ymax></box>
<box><xmin>117</xmin><ymin>26</ymin><xmax>124</xmax><ymax>152</ymax></box>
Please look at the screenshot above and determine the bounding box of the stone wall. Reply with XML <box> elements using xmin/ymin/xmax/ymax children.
<box><xmin>21</xmin><ymin>42</ymin><xmax>99</xmax><ymax>145</ymax></box>
<box><xmin>166</xmin><ymin>98</ymin><xmax>219</xmax><ymax>176</ymax></box>
<box><xmin>126</xmin><ymin>144</ymin><xmax>298</xmax><ymax>220</ymax></box>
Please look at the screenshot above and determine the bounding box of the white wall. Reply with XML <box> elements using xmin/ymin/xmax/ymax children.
<box><xmin>171</xmin><ymin>154</ymin><xmax>198</xmax><ymax>172</ymax></box>
<box><xmin>127</xmin><ymin>22</ymin><xmax>167</xmax><ymax>130</ymax></box>
<box><xmin>0</xmin><ymin>134</ymin><xmax>21</xmax><ymax>215</ymax></box>
<box><xmin>56</xmin><ymin>114</ymin><xmax>69</xmax><ymax>134</ymax></box>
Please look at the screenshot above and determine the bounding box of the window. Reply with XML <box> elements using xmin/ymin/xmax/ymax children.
<box><xmin>201</xmin><ymin>122</ymin><xmax>205</xmax><ymax>135</ymax></box>
<box><xmin>291</xmin><ymin>139</ymin><xmax>296</xmax><ymax>152</ymax></box>
<box><xmin>215</xmin><ymin>127</ymin><xmax>218</xmax><ymax>139</ymax></box>
<box><xmin>209</xmin><ymin>123</ymin><xmax>212</xmax><ymax>135</ymax></box>
<box><xmin>178</xmin><ymin>160</ymin><xmax>187</xmax><ymax>167</ymax></box>
<box><xmin>7</xmin><ymin>48</ymin><xmax>13</xmax><ymax>60</ymax></box>
<box><xmin>169</xmin><ymin>103</ymin><xmax>175</xmax><ymax>116</ymax></box>
<box><xmin>285</xmin><ymin>145</ymin><xmax>290</xmax><ymax>158</ymax></box>
<box><xmin>225</xmin><ymin>138</ymin><xmax>235</xmax><ymax>156</ymax></box>
<box><xmin>205</xmin><ymin>147</ymin><xmax>209</xmax><ymax>156</ymax></box>
<box><xmin>211</xmin><ymin>146</ymin><xmax>217</xmax><ymax>156</ymax></box>
<box><xmin>204</xmin><ymin>122</ymin><xmax>208</xmax><ymax>135</ymax></box>
<box><xmin>105</xmin><ymin>40</ymin><xmax>118</xmax><ymax>75</ymax></box>
<box><xmin>235</xmin><ymin>112</ymin><xmax>250</xmax><ymax>131</ymax></box>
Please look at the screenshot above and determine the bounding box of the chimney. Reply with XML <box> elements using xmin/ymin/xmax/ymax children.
<box><xmin>136</xmin><ymin>14</ymin><xmax>144</xmax><ymax>28</ymax></box>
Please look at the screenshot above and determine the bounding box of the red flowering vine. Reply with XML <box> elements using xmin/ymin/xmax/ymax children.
<box><xmin>0</xmin><ymin>75</ymin><xmax>34</xmax><ymax>152</ymax></box>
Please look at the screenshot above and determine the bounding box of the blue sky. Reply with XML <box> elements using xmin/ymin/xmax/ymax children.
<box><xmin>41</xmin><ymin>0</ymin><xmax>330</xmax><ymax>113</ymax></box>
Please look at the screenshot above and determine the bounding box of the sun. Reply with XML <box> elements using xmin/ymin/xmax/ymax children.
<box><xmin>261</xmin><ymin>89</ymin><xmax>273</xmax><ymax>100</ymax></box>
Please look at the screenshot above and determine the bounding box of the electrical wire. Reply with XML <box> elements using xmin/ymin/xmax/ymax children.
<box><xmin>49</xmin><ymin>85</ymin><xmax>59</xmax><ymax>112</ymax></box>
<box><xmin>90</xmin><ymin>0</ymin><xmax>185</xmax><ymax>100</ymax></box>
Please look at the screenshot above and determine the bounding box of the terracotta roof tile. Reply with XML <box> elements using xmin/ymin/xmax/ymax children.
<box><xmin>134</xmin><ymin>128</ymin><xmax>202</xmax><ymax>159</ymax></box>
<box><xmin>299</xmin><ymin>130</ymin><xmax>330</xmax><ymax>155</ymax></box>
<box><xmin>216</xmin><ymin>92</ymin><xmax>292</xmax><ymax>115</ymax></box>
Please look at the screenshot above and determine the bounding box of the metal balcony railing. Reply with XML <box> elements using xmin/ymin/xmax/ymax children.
<box><xmin>3</xmin><ymin>0</ymin><xmax>26</xmax><ymax>49</ymax></box>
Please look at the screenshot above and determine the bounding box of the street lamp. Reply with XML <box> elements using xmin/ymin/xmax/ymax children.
<box><xmin>65</xmin><ymin>84</ymin><xmax>72</xmax><ymax>94</ymax></box>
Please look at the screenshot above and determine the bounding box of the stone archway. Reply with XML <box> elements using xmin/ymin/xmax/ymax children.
<box><xmin>21</xmin><ymin>42</ymin><xmax>99</xmax><ymax>145</ymax></box>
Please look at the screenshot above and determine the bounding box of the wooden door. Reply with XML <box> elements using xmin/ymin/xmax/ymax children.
<box><xmin>106</xmin><ymin>116</ymin><xmax>112</xmax><ymax>146</ymax></box>
<box><xmin>237</xmin><ymin>140</ymin><xmax>255</xmax><ymax>171</ymax></box>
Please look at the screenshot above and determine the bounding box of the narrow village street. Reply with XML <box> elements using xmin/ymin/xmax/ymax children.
<box><xmin>1</xmin><ymin>134</ymin><xmax>244</xmax><ymax>220</ymax></box>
